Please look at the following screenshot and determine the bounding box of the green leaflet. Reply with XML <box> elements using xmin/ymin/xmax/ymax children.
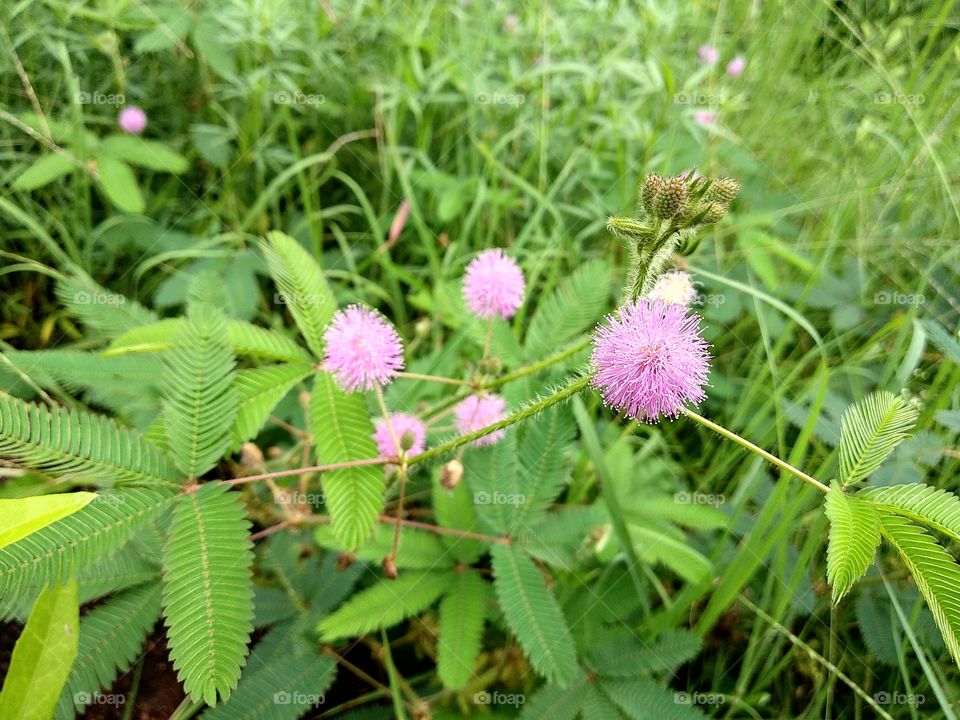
<box><xmin>601</xmin><ymin>678</ymin><xmax>708</xmax><ymax>719</ymax></box>
<box><xmin>437</xmin><ymin>570</ymin><xmax>488</xmax><ymax>689</ymax></box>
<box><xmin>825</xmin><ymin>483</ymin><xmax>881</xmax><ymax>603</ymax></box>
<box><xmin>162</xmin><ymin>304</ymin><xmax>237</xmax><ymax>478</ymax></box>
<box><xmin>55</xmin><ymin>275</ymin><xmax>158</xmax><ymax>337</ymax></box>
<box><xmin>490</xmin><ymin>544</ymin><xmax>577</xmax><ymax>686</ymax></box>
<box><xmin>55</xmin><ymin>582</ymin><xmax>162</xmax><ymax>719</ymax></box>
<box><xmin>0</xmin><ymin>492</ymin><xmax>95</xmax><ymax>549</ymax></box>
<box><xmin>585</xmin><ymin>628</ymin><xmax>702</xmax><ymax>678</ymax></box>
<box><xmin>260</xmin><ymin>231</ymin><xmax>337</xmax><ymax>357</ymax></box>
<box><xmin>519</xmin><ymin>676</ymin><xmax>587</xmax><ymax>720</ymax></box>
<box><xmin>464</xmin><ymin>433</ymin><xmax>521</xmax><ymax>535</ymax></box>
<box><xmin>100</xmin><ymin>135</ymin><xmax>189</xmax><ymax>173</ymax></box>
<box><xmin>0</xmin><ymin>489</ymin><xmax>175</xmax><ymax>596</ymax></box>
<box><xmin>859</xmin><ymin>483</ymin><xmax>960</xmax><ymax>545</ymax></box>
<box><xmin>878</xmin><ymin>511</ymin><xmax>960</xmax><ymax>670</ymax></box>
<box><xmin>12</xmin><ymin>152</ymin><xmax>76</xmax><ymax>190</ymax></box>
<box><xmin>310</xmin><ymin>372</ymin><xmax>384</xmax><ymax>550</ymax></box>
<box><xmin>0</xmin><ymin>394</ymin><xmax>180</xmax><ymax>487</ymax></box>
<box><xmin>231</xmin><ymin>363</ymin><xmax>313</xmax><ymax>447</ymax></box>
<box><xmin>0</xmin><ymin>578</ymin><xmax>79</xmax><ymax>720</ymax></box>
<box><xmin>317</xmin><ymin>571</ymin><xmax>454</xmax><ymax>641</ymax></box>
<box><xmin>838</xmin><ymin>391</ymin><xmax>917</xmax><ymax>486</ymax></box>
<box><xmin>514</xmin><ymin>407</ymin><xmax>575</xmax><ymax>530</ymax></box>
<box><xmin>162</xmin><ymin>485</ymin><xmax>254</xmax><ymax>705</ymax></box>
<box><xmin>432</xmin><ymin>466</ymin><xmax>485</xmax><ymax>564</ymax></box>
<box><xmin>313</xmin><ymin>522</ymin><xmax>446</xmax><ymax>570</ymax></box>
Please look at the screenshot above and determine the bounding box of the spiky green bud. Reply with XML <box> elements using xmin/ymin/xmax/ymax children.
<box><xmin>639</xmin><ymin>174</ymin><xmax>665</xmax><ymax>215</ymax></box>
<box><xmin>707</xmin><ymin>177</ymin><xmax>741</xmax><ymax>203</ymax></box>
<box><xmin>699</xmin><ymin>201</ymin><xmax>728</xmax><ymax>224</ymax></box>
<box><xmin>607</xmin><ymin>216</ymin><xmax>655</xmax><ymax>245</ymax></box>
<box><xmin>653</xmin><ymin>177</ymin><xmax>688</xmax><ymax>219</ymax></box>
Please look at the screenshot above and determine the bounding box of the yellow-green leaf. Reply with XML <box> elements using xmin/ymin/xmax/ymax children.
<box><xmin>0</xmin><ymin>492</ymin><xmax>96</xmax><ymax>549</ymax></box>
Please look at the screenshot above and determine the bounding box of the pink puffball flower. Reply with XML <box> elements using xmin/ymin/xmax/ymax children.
<box><xmin>648</xmin><ymin>271</ymin><xmax>698</xmax><ymax>306</ymax></box>
<box><xmin>591</xmin><ymin>298</ymin><xmax>710</xmax><ymax>422</ymax></box>
<box><xmin>697</xmin><ymin>44</ymin><xmax>719</xmax><ymax>65</ymax></box>
<box><xmin>454</xmin><ymin>394</ymin><xmax>507</xmax><ymax>447</ymax></box>
<box><xmin>727</xmin><ymin>56</ymin><xmax>746</xmax><ymax>78</ymax></box>
<box><xmin>118</xmin><ymin>106</ymin><xmax>147</xmax><ymax>135</ymax></box>
<box><xmin>373</xmin><ymin>412</ymin><xmax>427</xmax><ymax>457</ymax></box>
<box><xmin>323</xmin><ymin>305</ymin><xmax>404</xmax><ymax>392</ymax></box>
<box><xmin>463</xmin><ymin>249</ymin><xmax>525</xmax><ymax>320</ymax></box>
<box><xmin>694</xmin><ymin>110</ymin><xmax>717</xmax><ymax>126</ymax></box>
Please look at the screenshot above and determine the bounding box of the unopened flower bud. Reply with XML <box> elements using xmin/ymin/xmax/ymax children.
<box><xmin>382</xmin><ymin>554</ymin><xmax>398</xmax><ymax>579</ymax></box>
<box><xmin>639</xmin><ymin>174</ymin><xmax>665</xmax><ymax>215</ymax></box>
<box><xmin>298</xmin><ymin>390</ymin><xmax>311</xmax><ymax>409</ymax></box>
<box><xmin>267</xmin><ymin>446</ymin><xmax>283</xmax><ymax>459</ymax></box>
<box><xmin>607</xmin><ymin>216</ymin><xmax>655</xmax><ymax>245</ymax></box>
<box><xmin>440</xmin><ymin>459</ymin><xmax>464</xmax><ymax>490</ymax></box>
<box><xmin>240</xmin><ymin>442</ymin><xmax>266</xmax><ymax>471</ymax></box>
<box><xmin>336</xmin><ymin>552</ymin><xmax>355</xmax><ymax>571</ymax></box>
<box><xmin>653</xmin><ymin>177</ymin><xmax>688</xmax><ymax>219</ymax></box>
<box><xmin>708</xmin><ymin>177</ymin><xmax>741</xmax><ymax>203</ymax></box>
<box><xmin>400</xmin><ymin>430</ymin><xmax>417</xmax><ymax>452</ymax></box>
<box><xmin>699</xmin><ymin>201</ymin><xmax>728</xmax><ymax>224</ymax></box>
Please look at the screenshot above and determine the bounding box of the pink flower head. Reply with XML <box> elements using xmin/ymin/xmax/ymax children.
<box><xmin>323</xmin><ymin>305</ymin><xmax>404</xmax><ymax>392</ymax></box>
<box><xmin>727</xmin><ymin>56</ymin><xmax>746</xmax><ymax>78</ymax></box>
<box><xmin>373</xmin><ymin>412</ymin><xmax>426</xmax><ymax>457</ymax></box>
<box><xmin>694</xmin><ymin>110</ymin><xmax>717</xmax><ymax>126</ymax></box>
<box><xmin>697</xmin><ymin>44</ymin><xmax>719</xmax><ymax>65</ymax></box>
<box><xmin>463</xmin><ymin>249</ymin><xmax>525</xmax><ymax>319</ymax></box>
<box><xmin>118</xmin><ymin>106</ymin><xmax>147</xmax><ymax>135</ymax></box>
<box><xmin>454</xmin><ymin>394</ymin><xmax>507</xmax><ymax>446</ymax></box>
<box><xmin>591</xmin><ymin>299</ymin><xmax>710</xmax><ymax>422</ymax></box>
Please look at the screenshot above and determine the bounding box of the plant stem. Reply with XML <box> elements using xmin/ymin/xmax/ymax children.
<box><xmin>221</xmin><ymin>456</ymin><xmax>395</xmax><ymax>488</ymax></box>
<box><xmin>681</xmin><ymin>408</ymin><xmax>830</xmax><ymax>494</ymax></box>
<box><xmin>482</xmin><ymin>316</ymin><xmax>494</xmax><ymax>360</ymax></box>
<box><xmin>408</xmin><ymin>374</ymin><xmax>593</xmax><ymax>466</ymax></box>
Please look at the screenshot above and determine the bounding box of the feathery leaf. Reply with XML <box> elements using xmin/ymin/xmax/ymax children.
<box><xmin>825</xmin><ymin>483</ymin><xmax>881</xmax><ymax>603</ymax></box>
<box><xmin>838</xmin><ymin>391</ymin><xmax>917</xmax><ymax>486</ymax></box>
<box><xmin>860</xmin><ymin>483</ymin><xmax>960</xmax><ymax>545</ymax></box>
<box><xmin>437</xmin><ymin>570</ymin><xmax>488</xmax><ymax>690</ymax></box>
<box><xmin>231</xmin><ymin>364</ymin><xmax>312</xmax><ymax>447</ymax></box>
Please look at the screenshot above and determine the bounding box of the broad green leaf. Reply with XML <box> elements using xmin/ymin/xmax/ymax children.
<box><xmin>261</xmin><ymin>232</ymin><xmax>336</xmax><ymax>357</ymax></box>
<box><xmin>163</xmin><ymin>485</ymin><xmax>254</xmax><ymax>705</ymax></box>
<box><xmin>310</xmin><ymin>372</ymin><xmax>384</xmax><ymax>550</ymax></box>
<box><xmin>101</xmin><ymin>135</ymin><xmax>189</xmax><ymax>173</ymax></box>
<box><xmin>825</xmin><ymin>484</ymin><xmax>881</xmax><ymax>602</ymax></box>
<box><xmin>96</xmin><ymin>155</ymin><xmax>145</xmax><ymax>213</ymax></box>
<box><xmin>878</xmin><ymin>511</ymin><xmax>960</xmax><ymax>669</ymax></box>
<box><xmin>12</xmin><ymin>153</ymin><xmax>76</xmax><ymax>190</ymax></box>
<box><xmin>437</xmin><ymin>570</ymin><xmax>488</xmax><ymax>689</ymax></box>
<box><xmin>0</xmin><ymin>492</ymin><xmax>95</xmax><ymax>549</ymax></box>
<box><xmin>838</xmin><ymin>391</ymin><xmax>917</xmax><ymax>486</ymax></box>
<box><xmin>317</xmin><ymin>571</ymin><xmax>453</xmax><ymax>641</ymax></box>
<box><xmin>490</xmin><ymin>544</ymin><xmax>577</xmax><ymax>686</ymax></box>
<box><xmin>0</xmin><ymin>578</ymin><xmax>79</xmax><ymax>720</ymax></box>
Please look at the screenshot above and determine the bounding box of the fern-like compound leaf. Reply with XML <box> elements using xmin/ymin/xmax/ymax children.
<box><xmin>162</xmin><ymin>304</ymin><xmax>237</xmax><ymax>478</ymax></box>
<box><xmin>878</xmin><ymin>510</ymin><xmax>960</xmax><ymax>669</ymax></box>
<box><xmin>437</xmin><ymin>569</ymin><xmax>488</xmax><ymax>690</ymax></box>
<box><xmin>824</xmin><ymin>483</ymin><xmax>881</xmax><ymax>603</ymax></box>
<box><xmin>838</xmin><ymin>391</ymin><xmax>917</xmax><ymax>486</ymax></box>
<box><xmin>0</xmin><ymin>489</ymin><xmax>175</xmax><ymax>596</ymax></box>
<box><xmin>464</xmin><ymin>434</ymin><xmax>521</xmax><ymax>534</ymax></box>
<box><xmin>859</xmin><ymin>483</ymin><xmax>960</xmax><ymax>545</ymax></box>
<box><xmin>490</xmin><ymin>544</ymin><xmax>577</xmax><ymax>686</ymax></box>
<box><xmin>515</xmin><ymin>408</ymin><xmax>575</xmax><ymax>530</ymax></box>
<box><xmin>601</xmin><ymin>678</ymin><xmax>708</xmax><ymax>719</ymax></box>
<box><xmin>316</xmin><ymin>571</ymin><xmax>453</xmax><ymax>642</ymax></box>
<box><xmin>0</xmin><ymin>394</ymin><xmax>179</xmax><ymax>487</ymax></box>
<box><xmin>260</xmin><ymin>231</ymin><xmax>336</xmax><ymax>357</ymax></box>
<box><xmin>54</xmin><ymin>582</ymin><xmax>162</xmax><ymax>719</ymax></box>
<box><xmin>231</xmin><ymin>363</ymin><xmax>312</xmax><ymax>448</ymax></box>
<box><xmin>313</xmin><ymin>522</ymin><xmax>446</xmax><ymax>570</ymax></box>
<box><xmin>309</xmin><ymin>372</ymin><xmax>384</xmax><ymax>550</ymax></box>
<box><xmin>56</xmin><ymin>275</ymin><xmax>158</xmax><ymax>337</ymax></box>
<box><xmin>585</xmin><ymin>628</ymin><xmax>701</xmax><ymax>678</ymax></box>
<box><xmin>162</xmin><ymin>484</ymin><xmax>254</xmax><ymax>705</ymax></box>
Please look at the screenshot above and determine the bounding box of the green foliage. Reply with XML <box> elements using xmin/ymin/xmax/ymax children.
<box><xmin>55</xmin><ymin>582</ymin><xmax>162</xmax><ymax>719</ymax></box>
<box><xmin>260</xmin><ymin>232</ymin><xmax>337</xmax><ymax>358</ymax></box>
<box><xmin>317</xmin><ymin>570</ymin><xmax>454</xmax><ymax>641</ymax></box>
<box><xmin>0</xmin><ymin>394</ymin><xmax>179</xmax><ymax>487</ymax></box>
<box><xmin>825</xmin><ymin>484</ymin><xmax>881</xmax><ymax>603</ymax></box>
<box><xmin>162</xmin><ymin>485</ymin><xmax>254</xmax><ymax>705</ymax></box>
<box><xmin>231</xmin><ymin>364</ymin><xmax>312</xmax><ymax>448</ymax></box>
<box><xmin>437</xmin><ymin>569</ymin><xmax>488</xmax><ymax>689</ymax></box>
<box><xmin>0</xmin><ymin>489</ymin><xmax>174</xmax><ymax>595</ymax></box>
<box><xmin>96</xmin><ymin>155</ymin><xmax>145</xmax><ymax>213</ymax></box>
<box><xmin>12</xmin><ymin>152</ymin><xmax>76</xmax><ymax>190</ymax></box>
<box><xmin>0</xmin><ymin>578</ymin><xmax>79</xmax><ymax>720</ymax></box>
<box><xmin>601</xmin><ymin>678</ymin><xmax>707</xmax><ymax>719</ymax></box>
<box><xmin>310</xmin><ymin>372</ymin><xmax>384</xmax><ymax>550</ymax></box>
<box><xmin>0</xmin><ymin>492</ymin><xmax>94</xmax><ymax>549</ymax></box>
<box><xmin>314</xmin><ymin>522</ymin><xmax>446</xmax><ymax>570</ymax></box>
<box><xmin>838</xmin><ymin>391</ymin><xmax>918</xmax><ymax>486</ymax></box>
<box><xmin>489</xmin><ymin>544</ymin><xmax>577</xmax><ymax>686</ymax></box>
<box><xmin>162</xmin><ymin>305</ymin><xmax>237</xmax><ymax>478</ymax></box>
<box><xmin>585</xmin><ymin>628</ymin><xmax>702</xmax><ymax>678</ymax></box>
<box><xmin>860</xmin><ymin>483</ymin><xmax>960</xmax><ymax>545</ymax></box>
<box><xmin>514</xmin><ymin>408</ymin><xmax>575</xmax><ymax>530</ymax></box>
<box><xmin>464</xmin><ymin>433</ymin><xmax>521</xmax><ymax>534</ymax></box>
<box><xmin>100</xmin><ymin>135</ymin><xmax>189</xmax><ymax>174</ymax></box>
<box><xmin>55</xmin><ymin>275</ymin><xmax>158</xmax><ymax>337</ymax></box>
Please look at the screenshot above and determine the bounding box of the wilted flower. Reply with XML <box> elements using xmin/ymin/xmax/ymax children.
<box><xmin>694</xmin><ymin>110</ymin><xmax>717</xmax><ymax>126</ymax></box>
<box><xmin>323</xmin><ymin>305</ymin><xmax>404</xmax><ymax>392</ymax></box>
<box><xmin>727</xmin><ymin>56</ymin><xmax>746</xmax><ymax>78</ymax></box>
<box><xmin>463</xmin><ymin>249</ymin><xmax>525</xmax><ymax>319</ymax></box>
<box><xmin>648</xmin><ymin>271</ymin><xmax>698</xmax><ymax>306</ymax></box>
<box><xmin>697</xmin><ymin>44</ymin><xmax>719</xmax><ymax>65</ymax></box>
<box><xmin>591</xmin><ymin>299</ymin><xmax>710</xmax><ymax>422</ymax></box>
<box><xmin>454</xmin><ymin>393</ymin><xmax>507</xmax><ymax>446</ymax></box>
<box><xmin>373</xmin><ymin>413</ymin><xmax>427</xmax><ymax>457</ymax></box>
<box><xmin>118</xmin><ymin>106</ymin><xmax>147</xmax><ymax>135</ymax></box>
